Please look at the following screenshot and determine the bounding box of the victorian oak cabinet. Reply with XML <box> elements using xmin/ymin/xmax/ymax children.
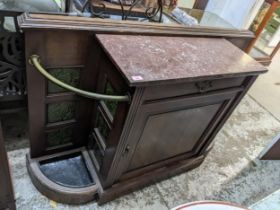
<box><xmin>19</xmin><ymin>13</ymin><xmax>266</xmax><ymax>204</ymax></box>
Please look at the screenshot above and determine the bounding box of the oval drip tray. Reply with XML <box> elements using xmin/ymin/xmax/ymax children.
<box><xmin>26</xmin><ymin>148</ymin><xmax>99</xmax><ymax>204</ymax></box>
<box><xmin>40</xmin><ymin>153</ymin><xmax>94</xmax><ymax>188</ymax></box>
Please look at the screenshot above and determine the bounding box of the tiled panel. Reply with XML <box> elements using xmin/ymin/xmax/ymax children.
<box><xmin>46</xmin><ymin>127</ymin><xmax>73</xmax><ymax>147</ymax></box>
<box><xmin>47</xmin><ymin>102</ymin><xmax>75</xmax><ymax>123</ymax></box>
<box><xmin>104</xmin><ymin>82</ymin><xmax>118</xmax><ymax>117</ymax></box>
<box><xmin>96</xmin><ymin>112</ymin><xmax>110</xmax><ymax>141</ymax></box>
<box><xmin>47</xmin><ymin>68</ymin><xmax>80</xmax><ymax>94</ymax></box>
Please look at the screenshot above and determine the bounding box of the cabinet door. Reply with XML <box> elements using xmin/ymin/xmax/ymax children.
<box><xmin>125</xmin><ymin>89</ymin><xmax>240</xmax><ymax>172</ymax></box>
<box><xmin>87</xmin><ymin>58</ymin><xmax>129</xmax><ymax>179</ymax></box>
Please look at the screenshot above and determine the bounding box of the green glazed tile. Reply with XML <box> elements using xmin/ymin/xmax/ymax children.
<box><xmin>48</xmin><ymin>68</ymin><xmax>80</xmax><ymax>94</ymax></box>
<box><xmin>47</xmin><ymin>102</ymin><xmax>75</xmax><ymax>123</ymax></box>
<box><xmin>104</xmin><ymin>82</ymin><xmax>118</xmax><ymax>117</ymax></box>
<box><xmin>47</xmin><ymin>127</ymin><xmax>73</xmax><ymax>147</ymax></box>
<box><xmin>96</xmin><ymin>113</ymin><xmax>110</xmax><ymax>140</ymax></box>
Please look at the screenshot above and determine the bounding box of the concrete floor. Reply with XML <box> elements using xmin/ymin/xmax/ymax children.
<box><xmin>245</xmin><ymin>51</ymin><xmax>280</xmax><ymax>210</ymax></box>
<box><xmin>4</xmin><ymin>97</ymin><xmax>280</xmax><ymax>209</ymax></box>
<box><xmin>250</xmin><ymin>189</ymin><xmax>280</xmax><ymax>210</ymax></box>
<box><xmin>249</xmin><ymin>51</ymin><xmax>280</xmax><ymax>120</ymax></box>
<box><xmin>3</xmin><ymin>53</ymin><xmax>280</xmax><ymax>210</ymax></box>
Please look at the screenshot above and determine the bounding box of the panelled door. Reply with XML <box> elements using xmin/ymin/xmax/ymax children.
<box><xmin>87</xmin><ymin>56</ymin><xmax>130</xmax><ymax>183</ymax></box>
<box><xmin>122</xmin><ymin>88</ymin><xmax>241</xmax><ymax>175</ymax></box>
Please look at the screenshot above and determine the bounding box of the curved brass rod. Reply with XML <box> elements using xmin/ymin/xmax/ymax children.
<box><xmin>29</xmin><ymin>55</ymin><xmax>130</xmax><ymax>102</ymax></box>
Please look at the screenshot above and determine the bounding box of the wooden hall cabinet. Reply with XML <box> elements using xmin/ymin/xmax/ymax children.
<box><xmin>23</xmin><ymin>27</ymin><xmax>266</xmax><ymax>203</ymax></box>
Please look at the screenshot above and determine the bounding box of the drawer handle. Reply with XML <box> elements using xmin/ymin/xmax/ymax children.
<box><xmin>29</xmin><ymin>55</ymin><xmax>130</xmax><ymax>102</ymax></box>
<box><xmin>195</xmin><ymin>81</ymin><xmax>213</xmax><ymax>93</ymax></box>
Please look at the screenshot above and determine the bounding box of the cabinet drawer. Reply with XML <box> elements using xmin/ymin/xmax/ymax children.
<box><xmin>143</xmin><ymin>77</ymin><xmax>245</xmax><ymax>101</ymax></box>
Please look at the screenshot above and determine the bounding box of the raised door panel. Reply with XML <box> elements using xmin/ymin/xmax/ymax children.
<box><xmin>125</xmin><ymin>89</ymin><xmax>240</xmax><ymax>172</ymax></box>
<box><xmin>128</xmin><ymin>103</ymin><xmax>221</xmax><ymax>170</ymax></box>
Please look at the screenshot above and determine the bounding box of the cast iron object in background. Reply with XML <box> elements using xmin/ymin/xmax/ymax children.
<box><xmin>72</xmin><ymin>0</ymin><xmax>163</xmax><ymax>21</ymax></box>
<box><xmin>0</xmin><ymin>10</ymin><xmax>26</xmax><ymax>114</ymax></box>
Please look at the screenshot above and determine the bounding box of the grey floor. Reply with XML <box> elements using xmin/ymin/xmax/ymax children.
<box><xmin>250</xmin><ymin>189</ymin><xmax>280</xmax><ymax>210</ymax></box>
<box><xmin>4</xmin><ymin>53</ymin><xmax>280</xmax><ymax>210</ymax></box>
<box><xmin>249</xmin><ymin>51</ymin><xmax>280</xmax><ymax>120</ymax></box>
<box><xmin>246</xmin><ymin>50</ymin><xmax>280</xmax><ymax>210</ymax></box>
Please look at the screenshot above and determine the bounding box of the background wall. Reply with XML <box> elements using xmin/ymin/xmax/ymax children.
<box><xmin>269</xmin><ymin>26</ymin><xmax>280</xmax><ymax>47</ymax></box>
<box><xmin>178</xmin><ymin>0</ymin><xmax>195</xmax><ymax>9</ymax></box>
<box><xmin>205</xmin><ymin>0</ymin><xmax>264</xmax><ymax>29</ymax></box>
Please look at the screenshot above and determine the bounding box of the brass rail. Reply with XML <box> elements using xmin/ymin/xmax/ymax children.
<box><xmin>29</xmin><ymin>55</ymin><xmax>130</xmax><ymax>102</ymax></box>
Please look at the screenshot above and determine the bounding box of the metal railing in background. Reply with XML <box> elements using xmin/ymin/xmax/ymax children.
<box><xmin>0</xmin><ymin>10</ymin><xmax>26</xmax><ymax>114</ymax></box>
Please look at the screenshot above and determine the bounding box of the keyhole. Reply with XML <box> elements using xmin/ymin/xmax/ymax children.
<box><xmin>124</xmin><ymin>145</ymin><xmax>130</xmax><ymax>155</ymax></box>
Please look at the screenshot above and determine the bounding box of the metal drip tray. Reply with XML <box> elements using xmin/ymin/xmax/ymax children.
<box><xmin>40</xmin><ymin>153</ymin><xmax>94</xmax><ymax>188</ymax></box>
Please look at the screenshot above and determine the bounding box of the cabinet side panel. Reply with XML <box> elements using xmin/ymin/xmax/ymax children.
<box><xmin>25</xmin><ymin>30</ymin><xmax>47</xmax><ymax>157</ymax></box>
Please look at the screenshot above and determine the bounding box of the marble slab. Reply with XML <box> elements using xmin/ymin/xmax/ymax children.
<box><xmin>96</xmin><ymin>35</ymin><xmax>267</xmax><ymax>86</ymax></box>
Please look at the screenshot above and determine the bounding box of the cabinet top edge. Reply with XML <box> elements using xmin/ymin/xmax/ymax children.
<box><xmin>18</xmin><ymin>13</ymin><xmax>254</xmax><ymax>38</ymax></box>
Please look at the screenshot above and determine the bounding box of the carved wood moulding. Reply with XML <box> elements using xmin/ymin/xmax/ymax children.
<box><xmin>18</xmin><ymin>12</ymin><xmax>254</xmax><ymax>38</ymax></box>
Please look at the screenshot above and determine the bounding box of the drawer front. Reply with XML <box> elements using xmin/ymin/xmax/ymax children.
<box><xmin>143</xmin><ymin>77</ymin><xmax>245</xmax><ymax>101</ymax></box>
